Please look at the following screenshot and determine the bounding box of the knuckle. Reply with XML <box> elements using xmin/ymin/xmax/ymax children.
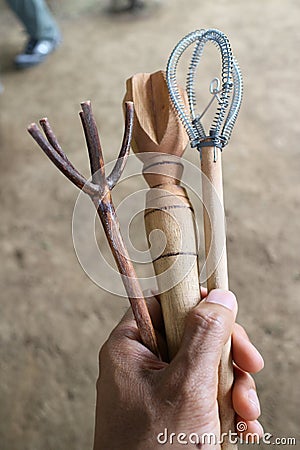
<box><xmin>188</xmin><ymin>308</ymin><xmax>226</xmax><ymax>339</ymax></box>
<box><xmin>98</xmin><ymin>324</ymin><xmax>138</xmax><ymax>368</ymax></box>
<box><xmin>110</xmin><ymin>323</ymin><xmax>139</xmax><ymax>342</ymax></box>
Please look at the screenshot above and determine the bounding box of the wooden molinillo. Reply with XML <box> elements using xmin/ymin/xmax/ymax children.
<box><xmin>124</xmin><ymin>71</ymin><xmax>200</xmax><ymax>359</ymax></box>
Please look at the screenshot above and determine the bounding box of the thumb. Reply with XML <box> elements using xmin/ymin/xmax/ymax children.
<box><xmin>171</xmin><ymin>289</ymin><xmax>237</xmax><ymax>385</ymax></box>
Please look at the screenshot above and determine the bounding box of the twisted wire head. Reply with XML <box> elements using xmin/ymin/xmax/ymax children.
<box><xmin>166</xmin><ymin>28</ymin><xmax>243</xmax><ymax>153</ymax></box>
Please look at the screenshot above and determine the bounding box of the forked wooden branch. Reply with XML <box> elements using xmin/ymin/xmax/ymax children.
<box><xmin>28</xmin><ymin>101</ymin><xmax>160</xmax><ymax>358</ymax></box>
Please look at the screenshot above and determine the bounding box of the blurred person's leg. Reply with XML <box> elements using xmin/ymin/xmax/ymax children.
<box><xmin>5</xmin><ymin>0</ymin><xmax>61</xmax><ymax>69</ymax></box>
<box><xmin>110</xmin><ymin>0</ymin><xmax>145</xmax><ymax>13</ymax></box>
<box><xmin>128</xmin><ymin>0</ymin><xmax>145</xmax><ymax>9</ymax></box>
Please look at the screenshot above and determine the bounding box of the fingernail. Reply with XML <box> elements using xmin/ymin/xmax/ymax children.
<box><xmin>254</xmin><ymin>420</ymin><xmax>264</xmax><ymax>435</ymax></box>
<box><xmin>205</xmin><ymin>289</ymin><xmax>236</xmax><ymax>311</ymax></box>
<box><xmin>248</xmin><ymin>341</ymin><xmax>265</xmax><ymax>368</ymax></box>
<box><xmin>248</xmin><ymin>389</ymin><xmax>261</xmax><ymax>415</ymax></box>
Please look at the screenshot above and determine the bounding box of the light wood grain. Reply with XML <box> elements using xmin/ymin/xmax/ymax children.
<box><xmin>124</xmin><ymin>71</ymin><xmax>200</xmax><ymax>358</ymax></box>
<box><xmin>201</xmin><ymin>144</ymin><xmax>236</xmax><ymax>449</ymax></box>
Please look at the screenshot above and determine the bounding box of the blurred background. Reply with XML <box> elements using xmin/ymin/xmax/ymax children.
<box><xmin>0</xmin><ymin>0</ymin><xmax>299</xmax><ymax>449</ymax></box>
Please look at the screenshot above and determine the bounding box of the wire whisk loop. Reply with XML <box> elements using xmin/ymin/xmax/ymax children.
<box><xmin>166</xmin><ymin>28</ymin><xmax>243</xmax><ymax>156</ymax></box>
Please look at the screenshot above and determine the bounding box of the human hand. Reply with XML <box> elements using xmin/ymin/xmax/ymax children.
<box><xmin>93</xmin><ymin>289</ymin><xmax>264</xmax><ymax>449</ymax></box>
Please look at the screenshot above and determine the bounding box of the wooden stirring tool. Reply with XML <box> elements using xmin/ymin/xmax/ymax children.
<box><xmin>124</xmin><ymin>70</ymin><xmax>200</xmax><ymax>359</ymax></box>
<box><xmin>165</xmin><ymin>28</ymin><xmax>243</xmax><ymax>448</ymax></box>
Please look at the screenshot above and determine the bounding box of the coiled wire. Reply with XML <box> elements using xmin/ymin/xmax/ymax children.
<box><xmin>166</xmin><ymin>28</ymin><xmax>243</xmax><ymax>152</ymax></box>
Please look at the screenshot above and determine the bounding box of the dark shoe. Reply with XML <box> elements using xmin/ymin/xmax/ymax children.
<box><xmin>14</xmin><ymin>36</ymin><xmax>61</xmax><ymax>69</ymax></box>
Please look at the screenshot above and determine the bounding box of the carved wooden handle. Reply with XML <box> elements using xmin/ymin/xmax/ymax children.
<box><xmin>201</xmin><ymin>145</ymin><xmax>236</xmax><ymax>449</ymax></box>
<box><xmin>145</xmin><ymin>182</ymin><xmax>200</xmax><ymax>359</ymax></box>
<box><xmin>124</xmin><ymin>71</ymin><xmax>200</xmax><ymax>359</ymax></box>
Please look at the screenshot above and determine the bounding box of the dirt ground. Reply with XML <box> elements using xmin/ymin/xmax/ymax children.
<box><xmin>0</xmin><ymin>0</ymin><xmax>299</xmax><ymax>449</ymax></box>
